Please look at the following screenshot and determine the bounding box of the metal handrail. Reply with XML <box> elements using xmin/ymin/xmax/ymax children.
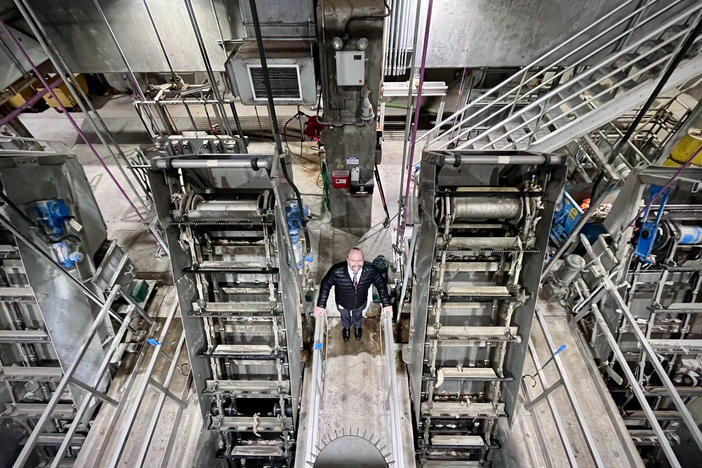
<box><xmin>417</xmin><ymin>0</ymin><xmax>673</xmax><ymax>144</ymax></box>
<box><xmin>440</xmin><ymin>1</ymin><xmax>689</xmax><ymax>149</ymax></box>
<box><xmin>304</xmin><ymin>314</ymin><xmax>327</xmax><ymax>464</ymax></box>
<box><xmin>475</xmin><ymin>25</ymin><xmax>691</xmax><ymax>151</ymax></box>
<box><xmin>380</xmin><ymin>309</ymin><xmax>405</xmax><ymax>468</ymax></box>
<box><xmin>12</xmin><ymin>286</ymin><xmax>124</xmax><ymax>467</ymax></box>
<box><xmin>453</xmin><ymin>4</ymin><xmax>701</xmax><ymax>151</ymax></box>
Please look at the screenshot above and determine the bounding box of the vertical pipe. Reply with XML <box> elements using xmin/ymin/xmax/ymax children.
<box><xmin>248</xmin><ymin>0</ymin><xmax>310</xmax><ymax>254</ymax></box>
<box><xmin>183</xmin><ymin>0</ymin><xmax>233</xmax><ymax>136</ymax></box>
<box><xmin>399</xmin><ymin>0</ymin><xmax>433</xmax><ymax>241</ymax></box>
<box><xmin>141</xmin><ymin>0</ymin><xmax>178</xmax><ymax>82</ymax></box>
<box><xmin>90</xmin><ymin>0</ymin><xmax>147</xmax><ymax>101</ymax></box>
<box><xmin>395</xmin><ymin>0</ymin><xmax>424</xmax><ymax>252</ymax></box>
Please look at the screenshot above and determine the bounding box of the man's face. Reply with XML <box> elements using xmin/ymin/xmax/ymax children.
<box><xmin>347</xmin><ymin>250</ymin><xmax>364</xmax><ymax>273</ymax></box>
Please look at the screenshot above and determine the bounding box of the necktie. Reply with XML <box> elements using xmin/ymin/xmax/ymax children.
<box><xmin>353</xmin><ymin>272</ymin><xmax>358</xmax><ymax>289</ymax></box>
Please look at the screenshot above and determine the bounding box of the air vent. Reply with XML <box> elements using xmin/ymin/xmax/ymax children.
<box><xmin>248</xmin><ymin>65</ymin><xmax>301</xmax><ymax>101</ymax></box>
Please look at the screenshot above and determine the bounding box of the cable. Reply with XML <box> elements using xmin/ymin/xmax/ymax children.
<box><xmin>606</xmin><ymin>14</ymin><xmax>702</xmax><ymax>166</ymax></box>
<box><xmin>248</xmin><ymin>0</ymin><xmax>311</xmax><ymax>254</ymax></box>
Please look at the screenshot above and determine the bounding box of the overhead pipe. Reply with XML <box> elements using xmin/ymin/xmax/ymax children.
<box><xmin>247</xmin><ymin>0</ymin><xmax>310</xmax><ymax>254</ymax></box>
<box><xmin>395</xmin><ymin>0</ymin><xmax>424</xmax><ymax>250</ymax></box>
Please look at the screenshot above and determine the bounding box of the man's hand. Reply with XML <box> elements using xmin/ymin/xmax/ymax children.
<box><xmin>383</xmin><ymin>306</ymin><xmax>393</xmax><ymax>315</ymax></box>
<box><xmin>313</xmin><ymin>306</ymin><xmax>325</xmax><ymax>316</ymax></box>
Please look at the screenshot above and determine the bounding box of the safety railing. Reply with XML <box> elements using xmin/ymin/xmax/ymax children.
<box><xmin>10</xmin><ymin>287</ymin><xmax>189</xmax><ymax>468</ymax></box>
<box><xmin>418</xmin><ymin>0</ymin><xmax>701</xmax><ymax>152</ymax></box>
<box><xmin>304</xmin><ymin>313</ymin><xmax>328</xmax><ymax>465</ymax></box>
<box><xmin>379</xmin><ymin>309</ymin><xmax>405</xmax><ymax>468</ymax></box>
<box><xmin>571</xmin><ymin>235</ymin><xmax>702</xmax><ymax>468</ymax></box>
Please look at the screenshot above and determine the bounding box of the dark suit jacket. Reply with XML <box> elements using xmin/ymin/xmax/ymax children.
<box><xmin>316</xmin><ymin>261</ymin><xmax>391</xmax><ymax>310</ymax></box>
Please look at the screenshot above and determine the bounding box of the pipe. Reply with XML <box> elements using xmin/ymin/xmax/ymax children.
<box><xmin>183</xmin><ymin>0</ymin><xmax>232</xmax><ymax>136</ymax></box>
<box><xmin>141</xmin><ymin>0</ymin><xmax>178</xmax><ymax>83</ymax></box>
<box><xmin>248</xmin><ymin>0</ymin><xmax>310</xmax><ymax>254</ymax></box>
<box><xmin>399</xmin><ymin>0</ymin><xmax>433</xmax><ymax>241</ymax></box>
<box><xmin>440</xmin><ymin>153</ymin><xmax>563</xmax><ymax>166</ymax></box>
<box><xmin>0</xmin><ymin>22</ymin><xmax>151</xmax><ymax>232</ymax></box>
<box><xmin>89</xmin><ymin>0</ymin><xmax>146</xmax><ymax>101</ymax></box>
<box><xmin>0</xmin><ymin>76</ymin><xmax>62</xmax><ymax>128</ymax></box>
<box><xmin>396</xmin><ymin>0</ymin><xmax>426</xmax><ymax>241</ymax></box>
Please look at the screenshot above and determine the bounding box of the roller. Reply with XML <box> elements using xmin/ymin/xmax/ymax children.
<box><xmin>188</xmin><ymin>197</ymin><xmax>262</xmax><ymax>219</ymax></box>
<box><xmin>451</xmin><ymin>197</ymin><xmax>523</xmax><ymax>222</ymax></box>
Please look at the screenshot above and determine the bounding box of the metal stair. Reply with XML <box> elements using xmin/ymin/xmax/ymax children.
<box><xmin>419</xmin><ymin>0</ymin><xmax>702</xmax><ymax>154</ymax></box>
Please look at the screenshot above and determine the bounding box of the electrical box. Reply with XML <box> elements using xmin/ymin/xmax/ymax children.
<box><xmin>335</xmin><ymin>51</ymin><xmax>365</xmax><ymax>86</ymax></box>
<box><xmin>332</xmin><ymin>170</ymin><xmax>350</xmax><ymax>188</ymax></box>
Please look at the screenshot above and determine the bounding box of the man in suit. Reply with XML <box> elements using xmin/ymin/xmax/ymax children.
<box><xmin>314</xmin><ymin>247</ymin><xmax>392</xmax><ymax>341</ymax></box>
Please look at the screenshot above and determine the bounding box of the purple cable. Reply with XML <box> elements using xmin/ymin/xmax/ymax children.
<box><xmin>1</xmin><ymin>21</ymin><xmax>147</xmax><ymax>226</ymax></box>
<box><xmin>0</xmin><ymin>76</ymin><xmax>62</xmax><ymax>128</ymax></box>
<box><xmin>399</xmin><ymin>0</ymin><xmax>434</xmax><ymax>239</ymax></box>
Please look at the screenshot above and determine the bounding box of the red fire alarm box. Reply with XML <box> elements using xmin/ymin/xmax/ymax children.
<box><xmin>332</xmin><ymin>170</ymin><xmax>350</xmax><ymax>189</ymax></box>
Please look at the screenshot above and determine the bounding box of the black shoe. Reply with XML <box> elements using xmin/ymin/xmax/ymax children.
<box><xmin>355</xmin><ymin>327</ymin><xmax>362</xmax><ymax>341</ymax></box>
<box><xmin>342</xmin><ymin>328</ymin><xmax>350</xmax><ymax>342</ymax></box>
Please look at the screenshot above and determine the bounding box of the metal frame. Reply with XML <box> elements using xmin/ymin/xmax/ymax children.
<box><xmin>406</xmin><ymin>149</ymin><xmax>564</xmax><ymax>462</ymax></box>
<box><xmin>415</xmin><ymin>0</ymin><xmax>702</xmax><ymax>155</ymax></box>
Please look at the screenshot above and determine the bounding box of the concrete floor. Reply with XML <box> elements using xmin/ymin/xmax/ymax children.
<box><xmin>16</xmin><ymin>95</ymin><xmax>640</xmax><ymax>467</ymax></box>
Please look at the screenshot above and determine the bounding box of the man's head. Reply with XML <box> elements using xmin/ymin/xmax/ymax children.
<box><xmin>347</xmin><ymin>247</ymin><xmax>364</xmax><ymax>273</ymax></box>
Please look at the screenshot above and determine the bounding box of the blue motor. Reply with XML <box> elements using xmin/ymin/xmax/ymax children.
<box><xmin>285</xmin><ymin>201</ymin><xmax>313</xmax><ymax>268</ymax></box>
<box><xmin>32</xmin><ymin>199</ymin><xmax>83</xmax><ymax>268</ymax></box>
<box><xmin>33</xmin><ymin>199</ymin><xmax>71</xmax><ymax>241</ymax></box>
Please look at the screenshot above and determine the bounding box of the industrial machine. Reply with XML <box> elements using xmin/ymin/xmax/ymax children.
<box><xmin>146</xmin><ymin>133</ymin><xmax>309</xmax><ymax>465</ymax></box>
<box><xmin>406</xmin><ymin>150</ymin><xmax>565</xmax><ymax>464</ymax></box>
<box><xmin>547</xmin><ymin>165</ymin><xmax>702</xmax><ymax>467</ymax></box>
<box><xmin>0</xmin><ymin>151</ymin><xmax>136</xmax><ymax>466</ymax></box>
